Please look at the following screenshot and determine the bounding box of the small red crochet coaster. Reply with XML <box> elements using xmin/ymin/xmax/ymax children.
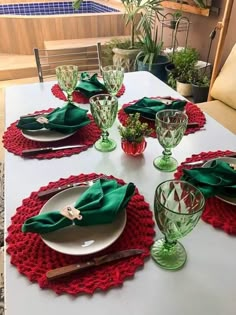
<box><xmin>3</xmin><ymin>110</ymin><xmax>101</xmax><ymax>159</ymax></box>
<box><xmin>174</xmin><ymin>150</ymin><xmax>236</xmax><ymax>235</ymax></box>
<box><xmin>118</xmin><ymin>96</ymin><xmax>206</xmax><ymax>137</ymax></box>
<box><xmin>51</xmin><ymin>84</ymin><xmax>126</xmax><ymax>104</ymax></box>
<box><xmin>6</xmin><ymin>174</ymin><xmax>155</xmax><ymax>295</ymax></box>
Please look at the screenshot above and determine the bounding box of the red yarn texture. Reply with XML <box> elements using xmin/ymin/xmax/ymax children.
<box><xmin>175</xmin><ymin>150</ymin><xmax>236</xmax><ymax>235</ymax></box>
<box><xmin>6</xmin><ymin>174</ymin><xmax>155</xmax><ymax>295</ymax></box>
<box><xmin>51</xmin><ymin>84</ymin><xmax>126</xmax><ymax>104</ymax></box>
<box><xmin>3</xmin><ymin>110</ymin><xmax>101</xmax><ymax>159</ymax></box>
<box><xmin>118</xmin><ymin>97</ymin><xmax>206</xmax><ymax>137</ymax></box>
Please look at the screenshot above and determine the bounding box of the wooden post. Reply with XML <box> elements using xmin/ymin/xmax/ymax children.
<box><xmin>208</xmin><ymin>0</ymin><xmax>234</xmax><ymax>101</ymax></box>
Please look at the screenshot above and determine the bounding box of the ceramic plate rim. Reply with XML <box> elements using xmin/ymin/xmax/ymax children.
<box><xmin>21</xmin><ymin>129</ymin><xmax>76</xmax><ymax>142</ymax></box>
<box><xmin>39</xmin><ymin>186</ymin><xmax>127</xmax><ymax>255</ymax></box>
<box><xmin>203</xmin><ymin>157</ymin><xmax>236</xmax><ymax>206</ymax></box>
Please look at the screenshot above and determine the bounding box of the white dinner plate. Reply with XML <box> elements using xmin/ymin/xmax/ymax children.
<box><xmin>203</xmin><ymin>157</ymin><xmax>236</xmax><ymax>206</ymax></box>
<box><xmin>22</xmin><ymin>129</ymin><xmax>75</xmax><ymax>142</ymax></box>
<box><xmin>39</xmin><ymin>186</ymin><xmax>127</xmax><ymax>255</ymax></box>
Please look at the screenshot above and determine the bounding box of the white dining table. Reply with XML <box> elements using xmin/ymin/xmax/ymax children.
<box><xmin>4</xmin><ymin>71</ymin><xmax>236</xmax><ymax>315</ymax></box>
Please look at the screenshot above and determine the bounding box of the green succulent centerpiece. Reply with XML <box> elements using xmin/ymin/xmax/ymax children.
<box><xmin>118</xmin><ymin>113</ymin><xmax>153</xmax><ymax>143</ymax></box>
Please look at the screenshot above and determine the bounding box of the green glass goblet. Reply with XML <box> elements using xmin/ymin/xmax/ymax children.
<box><xmin>151</xmin><ymin>180</ymin><xmax>205</xmax><ymax>270</ymax></box>
<box><xmin>153</xmin><ymin>109</ymin><xmax>188</xmax><ymax>172</ymax></box>
<box><xmin>102</xmin><ymin>65</ymin><xmax>124</xmax><ymax>96</ymax></box>
<box><xmin>90</xmin><ymin>94</ymin><xmax>118</xmax><ymax>152</ymax></box>
<box><xmin>55</xmin><ymin>65</ymin><xmax>78</xmax><ymax>102</ymax></box>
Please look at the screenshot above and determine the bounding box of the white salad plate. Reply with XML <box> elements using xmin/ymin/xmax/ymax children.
<box><xmin>40</xmin><ymin>186</ymin><xmax>127</xmax><ymax>255</ymax></box>
<box><xmin>22</xmin><ymin>129</ymin><xmax>75</xmax><ymax>142</ymax></box>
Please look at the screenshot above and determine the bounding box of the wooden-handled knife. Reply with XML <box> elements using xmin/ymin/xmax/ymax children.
<box><xmin>46</xmin><ymin>249</ymin><xmax>144</xmax><ymax>280</ymax></box>
<box><xmin>22</xmin><ymin>144</ymin><xmax>87</xmax><ymax>156</ymax></box>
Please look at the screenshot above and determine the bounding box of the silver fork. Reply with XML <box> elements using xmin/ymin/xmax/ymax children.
<box><xmin>37</xmin><ymin>175</ymin><xmax>108</xmax><ymax>199</ymax></box>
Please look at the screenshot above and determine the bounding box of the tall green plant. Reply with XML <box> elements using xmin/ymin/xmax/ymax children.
<box><xmin>121</xmin><ymin>0</ymin><xmax>163</xmax><ymax>48</ymax></box>
<box><xmin>136</xmin><ymin>17</ymin><xmax>163</xmax><ymax>70</ymax></box>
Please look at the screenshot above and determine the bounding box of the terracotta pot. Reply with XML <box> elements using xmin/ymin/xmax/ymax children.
<box><xmin>121</xmin><ymin>138</ymin><xmax>147</xmax><ymax>156</ymax></box>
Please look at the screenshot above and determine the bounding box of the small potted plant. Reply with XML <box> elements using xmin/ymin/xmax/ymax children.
<box><xmin>167</xmin><ymin>47</ymin><xmax>199</xmax><ymax>96</ymax></box>
<box><xmin>118</xmin><ymin>113</ymin><xmax>153</xmax><ymax>156</ymax></box>
<box><xmin>191</xmin><ymin>69</ymin><xmax>211</xmax><ymax>103</ymax></box>
<box><xmin>170</xmin><ymin>10</ymin><xmax>182</xmax><ymax>29</ymax></box>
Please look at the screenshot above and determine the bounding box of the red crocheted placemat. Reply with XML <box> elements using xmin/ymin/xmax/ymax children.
<box><xmin>6</xmin><ymin>173</ymin><xmax>155</xmax><ymax>295</ymax></box>
<box><xmin>175</xmin><ymin>150</ymin><xmax>236</xmax><ymax>235</ymax></box>
<box><xmin>118</xmin><ymin>96</ymin><xmax>206</xmax><ymax>137</ymax></box>
<box><xmin>51</xmin><ymin>84</ymin><xmax>126</xmax><ymax>104</ymax></box>
<box><xmin>3</xmin><ymin>110</ymin><xmax>101</xmax><ymax>159</ymax></box>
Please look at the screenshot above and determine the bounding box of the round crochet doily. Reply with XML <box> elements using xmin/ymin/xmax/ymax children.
<box><xmin>3</xmin><ymin>111</ymin><xmax>101</xmax><ymax>159</ymax></box>
<box><xmin>6</xmin><ymin>174</ymin><xmax>155</xmax><ymax>295</ymax></box>
<box><xmin>118</xmin><ymin>97</ymin><xmax>206</xmax><ymax>137</ymax></box>
<box><xmin>175</xmin><ymin>150</ymin><xmax>236</xmax><ymax>235</ymax></box>
<box><xmin>51</xmin><ymin>84</ymin><xmax>126</xmax><ymax>104</ymax></box>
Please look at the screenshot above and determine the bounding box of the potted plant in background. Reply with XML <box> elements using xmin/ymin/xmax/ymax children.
<box><xmin>118</xmin><ymin>113</ymin><xmax>153</xmax><ymax>156</ymax></box>
<box><xmin>72</xmin><ymin>0</ymin><xmax>163</xmax><ymax>72</ymax></box>
<box><xmin>170</xmin><ymin>9</ymin><xmax>182</xmax><ymax>29</ymax></box>
<box><xmin>167</xmin><ymin>47</ymin><xmax>199</xmax><ymax>97</ymax></box>
<box><xmin>191</xmin><ymin>68</ymin><xmax>211</xmax><ymax>103</ymax></box>
<box><xmin>111</xmin><ymin>0</ymin><xmax>164</xmax><ymax>72</ymax></box>
<box><xmin>135</xmin><ymin>18</ymin><xmax>170</xmax><ymax>82</ymax></box>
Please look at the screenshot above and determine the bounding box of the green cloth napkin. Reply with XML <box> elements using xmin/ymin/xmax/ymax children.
<box><xmin>124</xmin><ymin>97</ymin><xmax>187</xmax><ymax>120</ymax></box>
<box><xmin>182</xmin><ymin>160</ymin><xmax>236</xmax><ymax>198</ymax></box>
<box><xmin>22</xmin><ymin>179</ymin><xmax>135</xmax><ymax>234</ymax></box>
<box><xmin>17</xmin><ymin>102</ymin><xmax>90</xmax><ymax>134</ymax></box>
<box><xmin>76</xmin><ymin>72</ymin><xmax>106</xmax><ymax>98</ymax></box>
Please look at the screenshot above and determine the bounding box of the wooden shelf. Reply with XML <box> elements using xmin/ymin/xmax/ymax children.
<box><xmin>161</xmin><ymin>1</ymin><xmax>210</xmax><ymax>17</ymax></box>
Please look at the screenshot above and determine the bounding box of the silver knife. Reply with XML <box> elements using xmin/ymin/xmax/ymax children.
<box><xmin>22</xmin><ymin>144</ymin><xmax>87</xmax><ymax>156</ymax></box>
<box><xmin>182</xmin><ymin>153</ymin><xmax>236</xmax><ymax>166</ymax></box>
<box><xmin>46</xmin><ymin>249</ymin><xmax>144</xmax><ymax>280</ymax></box>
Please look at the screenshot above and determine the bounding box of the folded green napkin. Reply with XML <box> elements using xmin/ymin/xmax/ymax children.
<box><xmin>22</xmin><ymin>179</ymin><xmax>135</xmax><ymax>234</ymax></box>
<box><xmin>17</xmin><ymin>102</ymin><xmax>90</xmax><ymax>134</ymax></box>
<box><xmin>76</xmin><ymin>72</ymin><xmax>106</xmax><ymax>98</ymax></box>
<box><xmin>124</xmin><ymin>97</ymin><xmax>187</xmax><ymax>120</ymax></box>
<box><xmin>182</xmin><ymin>160</ymin><xmax>236</xmax><ymax>198</ymax></box>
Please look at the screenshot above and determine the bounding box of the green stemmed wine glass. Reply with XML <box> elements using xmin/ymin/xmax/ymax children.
<box><xmin>102</xmin><ymin>65</ymin><xmax>124</xmax><ymax>96</ymax></box>
<box><xmin>151</xmin><ymin>180</ymin><xmax>205</xmax><ymax>270</ymax></box>
<box><xmin>90</xmin><ymin>94</ymin><xmax>118</xmax><ymax>152</ymax></box>
<box><xmin>153</xmin><ymin>109</ymin><xmax>188</xmax><ymax>172</ymax></box>
<box><xmin>55</xmin><ymin>65</ymin><xmax>78</xmax><ymax>102</ymax></box>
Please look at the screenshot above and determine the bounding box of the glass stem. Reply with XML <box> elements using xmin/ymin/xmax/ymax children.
<box><xmin>101</xmin><ymin>129</ymin><xmax>109</xmax><ymax>142</ymax></box>
<box><xmin>163</xmin><ymin>236</ymin><xmax>177</xmax><ymax>252</ymax></box>
<box><xmin>162</xmin><ymin>148</ymin><xmax>172</xmax><ymax>161</ymax></box>
<box><xmin>67</xmin><ymin>92</ymin><xmax>73</xmax><ymax>102</ymax></box>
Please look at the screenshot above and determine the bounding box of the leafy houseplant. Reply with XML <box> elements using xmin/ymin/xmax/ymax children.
<box><xmin>167</xmin><ymin>47</ymin><xmax>199</xmax><ymax>96</ymax></box>
<box><xmin>110</xmin><ymin>0</ymin><xmax>164</xmax><ymax>71</ymax></box>
<box><xmin>135</xmin><ymin>20</ymin><xmax>169</xmax><ymax>82</ymax></box>
<box><xmin>169</xmin><ymin>47</ymin><xmax>199</xmax><ymax>83</ymax></box>
<box><xmin>118</xmin><ymin>113</ymin><xmax>152</xmax><ymax>156</ymax></box>
<box><xmin>120</xmin><ymin>0</ymin><xmax>163</xmax><ymax>49</ymax></box>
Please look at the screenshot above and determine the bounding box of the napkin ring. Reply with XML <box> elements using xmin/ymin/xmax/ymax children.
<box><xmin>60</xmin><ymin>206</ymin><xmax>83</xmax><ymax>221</ymax></box>
<box><xmin>36</xmin><ymin>116</ymin><xmax>49</xmax><ymax>124</ymax></box>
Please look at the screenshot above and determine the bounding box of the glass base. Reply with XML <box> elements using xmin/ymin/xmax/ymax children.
<box><xmin>153</xmin><ymin>155</ymin><xmax>178</xmax><ymax>172</ymax></box>
<box><xmin>94</xmin><ymin>138</ymin><xmax>117</xmax><ymax>152</ymax></box>
<box><xmin>151</xmin><ymin>238</ymin><xmax>187</xmax><ymax>270</ymax></box>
